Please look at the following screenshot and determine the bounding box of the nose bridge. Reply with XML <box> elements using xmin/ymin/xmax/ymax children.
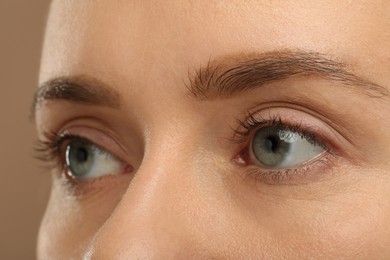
<box><xmin>85</xmin><ymin>137</ymin><xmax>207</xmax><ymax>258</ymax></box>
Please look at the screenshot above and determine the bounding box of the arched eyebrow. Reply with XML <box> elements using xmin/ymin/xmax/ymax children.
<box><xmin>31</xmin><ymin>76</ymin><xmax>121</xmax><ymax>120</ymax></box>
<box><xmin>186</xmin><ymin>50</ymin><xmax>389</xmax><ymax>100</ymax></box>
<box><xmin>32</xmin><ymin>50</ymin><xmax>389</xmax><ymax>120</ymax></box>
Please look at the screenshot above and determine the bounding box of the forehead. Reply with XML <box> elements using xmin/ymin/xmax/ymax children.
<box><xmin>40</xmin><ymin>0</ymin><xmax>390</xmax><ymax>89</ymax></box>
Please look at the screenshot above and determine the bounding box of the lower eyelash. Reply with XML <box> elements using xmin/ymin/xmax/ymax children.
<box><xmin>242</xmin><ymin>152</ymin><xmax>335</xmax><ymax>185</ymax></box>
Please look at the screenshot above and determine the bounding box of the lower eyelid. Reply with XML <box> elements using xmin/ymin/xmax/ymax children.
<box><xmin>240</xmin><ymin>151</ymin><xmax>337</xmax><ymax>185</ymax></box>
<box><xmin>57</xmin><ymin>173</ymin><xmax>132</xmax><ymax>198</ymax></box>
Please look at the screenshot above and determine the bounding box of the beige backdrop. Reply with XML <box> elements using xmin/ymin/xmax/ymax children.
<box><xmin>0</xmin><ymin>1</ymin><xmax>51</xmax><ymax>259</ymax></box>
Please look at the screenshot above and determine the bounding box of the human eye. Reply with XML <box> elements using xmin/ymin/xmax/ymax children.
<box><xmin>36</xmin><ymin>129</ymin><xmax>132</xmax><ymax>183</ymax></box>
<box><xmin>232</xmin><ymin>108</ymin><xmax>337</xmax><ymax>185</ymax></box>
<box><xmin>65</xmin><ymin>137</ymin><xmax>125</xmax><ymax>179</ymax></box>
<box><xmin>251</xmin><ymin>125</ymin><xmax>325</xmax><ymax>168</ymax></box>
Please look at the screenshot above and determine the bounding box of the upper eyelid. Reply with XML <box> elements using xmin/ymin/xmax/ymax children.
<box><xmin>60</xmin><ymin>133</ymin><xmax>126</xmax><ymax>162</ymax></box>
<box><xmin>237</xmin><ymin>112</ymin><xmax>280</xmax><ymax>135</ymax></box>
<box><xmin>230</xmin><ymin>108</ymin><xmax>338</xmax><ymax>151</ymax></box>
<box><xmin>61</xmin><ymin>136</ymin><xmax>122</xmax><ymax>167</ymax></box>
<box><xmin>36</xmin><ymin>132</ymin><xmax>111</xmax><ymax>162</ymax></box>
<box><xmin>58</xmin><ymin>135</ymin><xmax>103</xmax><ymax>152</ymax></box>
<box><xmin>46</xmin><ymin>126</ymin><xmax>130</xmax><ymax>166</ymax></box>
<box><xmin>247</xmin><ymin>101</ymin><xmax>359</xmax><ymax>147</ymax></box>
<box><xmin>232</xmin><ymin>118</ymin><xmax>327</xmax><ymax>152</ymax></box>
<box><xmin>35</xmin><ymin>109</ymin><xmax>142</xmax><ymax>165</ymax></box>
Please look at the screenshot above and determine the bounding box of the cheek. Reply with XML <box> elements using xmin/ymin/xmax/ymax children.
<box><xmin>288</xmin><ymin>181</ymin><xmax>390</xmax><ymax>257</ymax></box>
<box><xmin>248</xmin><ymin>198</ymin><xmax>389</xmax><ymax>259</ymax></box>
<box><xmin>37</xmin><ymin>166</ymin><xmax>390</xmax><ymax>258</ymax></box>
<box><xmin>230</xmin><ymin>165</ymin><xmax>390</xmax><ymax>258</ymax></box>
<box><xmin>318</xmin><ymin>201</ymin><xmax>390</xmax><ymax>258</ymax></box>
<box><xmin>37</xmin><ymin>177</ymin><xmax>129</xmax><ymax>259</ymax></box>
<box><xmin>37</xmin><ymin>188</ymin><xmax>92</xmax><ymax>258</ymax></box>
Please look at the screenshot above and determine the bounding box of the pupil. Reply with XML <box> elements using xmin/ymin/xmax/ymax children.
<box><xmin>76</xmin><ymin>148</ymin><xmax>88</xmax><ymax>163</ymax></box>
<box><xmin>252</xmin><ymin>126</ymin><xmax>292</xmax><ymax>167</ymax></box>
<box><xmin>264</xmin><ymin>135</ymin><xmax>280</xmax><ymax>153</ymax></box>
<box><xmin>66</xmin><ymin>140</ymin><xmax>95</xmax><ymax>177</ymax></box>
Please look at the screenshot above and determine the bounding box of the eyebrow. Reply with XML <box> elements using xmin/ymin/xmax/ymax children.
<box><xmin>186</xmin><ymin>50</ymin><xmax>389</xmax><ymax>100</ymax></box>
<box><xmin>33</xmin><ymin>50</ymin><xmax>389</xmax><ymax>118</ymax></box>
<box><xmin>32</xmin><ymin>76</ymin><xmax>121</xmax><ymax>119</ymax></box>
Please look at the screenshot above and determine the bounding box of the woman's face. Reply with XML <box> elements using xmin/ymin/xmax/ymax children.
<box><xmin>35</xmin><ymin>0</ymin><xmax>390</xmax><ymax>258</ymax></box>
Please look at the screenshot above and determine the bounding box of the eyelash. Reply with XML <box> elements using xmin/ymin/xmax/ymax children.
<box><xmin>35</xmin><ymin>131</ymin><xmax>93</xmax><ymax>173</ymax></box>
<box><xmin>233</xmin><ymin>112</ymin><xmax>325</xmax><ymax>146</ymax></box>
<box><xmin>231</xmin><ymin>112</ymin><xmax>333</xmax><ymax>184</ymax></box>
<box><xmin>35</xmin><ymin>112</ymin><xmax>334</xmax><ymax>185</ymax></box>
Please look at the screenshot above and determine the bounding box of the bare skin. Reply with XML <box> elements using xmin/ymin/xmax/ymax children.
<box><xmin>35</xmin><ymin>0</ymin><xmax>390</xmax><ymax>259</ymax></box>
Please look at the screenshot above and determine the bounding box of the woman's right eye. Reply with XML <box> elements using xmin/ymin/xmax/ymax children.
<box><xmin>65</xmin><ymin>139</ymin><xmax>127</xmax><ymax>179</ymax></box>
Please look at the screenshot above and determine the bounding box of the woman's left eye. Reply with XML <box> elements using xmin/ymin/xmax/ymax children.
<box><xmin>65</xmin><ymin>139</ymin><xmax>125</xmax><ymax>179</ymax></box>
<box><xmin>251</xmin><ymin>126</ymin><xmax>325</xmax><ymax>168</ymax></box>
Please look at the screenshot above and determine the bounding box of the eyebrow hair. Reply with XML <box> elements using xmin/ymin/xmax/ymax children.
<box><xmin>186</xmin><ymin>50</ymin><xmax>389</xmax><ymax>100</ymax></box>
<box><xmin>32</xmin><ymin>50</ymin><xmax>389</xmax><ymax>120</ymax></box>
<box><xmin>32</xmin><ymin>76</ymin><xmax>121</xmax><ymax>119</ymax></box>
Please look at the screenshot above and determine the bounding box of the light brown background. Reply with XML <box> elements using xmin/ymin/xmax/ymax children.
<box><xmin>1</xmin><ymin>1</ymin><xmax>51</xmax><ymax>258</ymax></box>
